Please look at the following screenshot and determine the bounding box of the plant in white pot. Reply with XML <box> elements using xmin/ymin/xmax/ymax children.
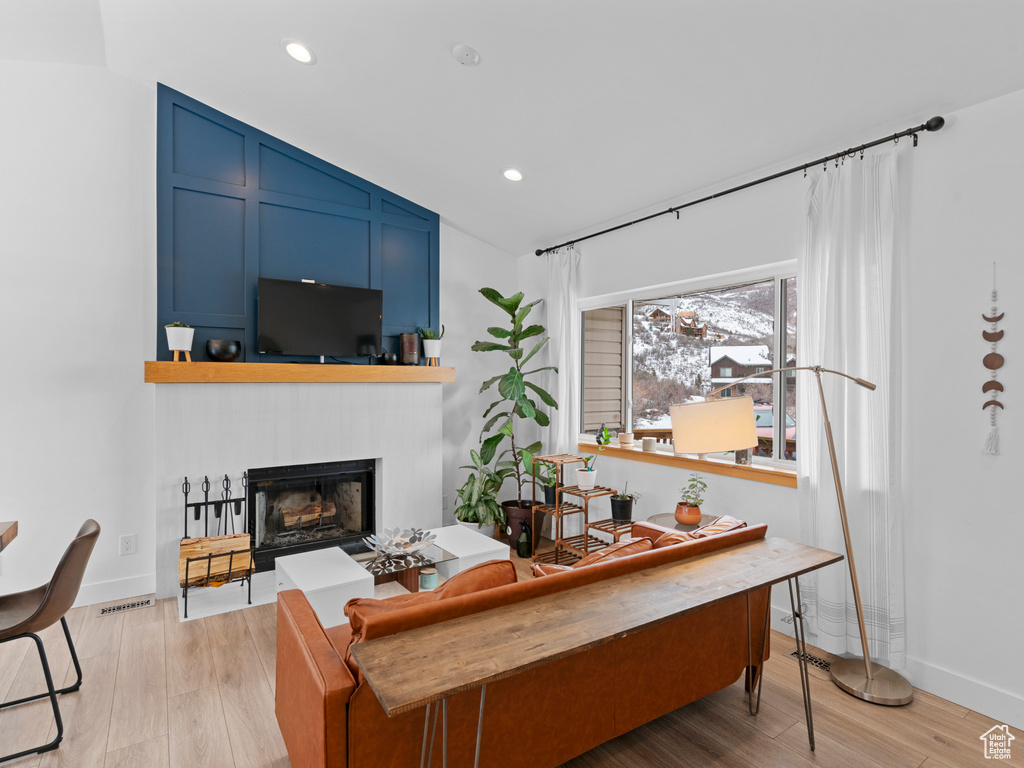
<box><xmin>164</xmin><ymin>321</ymin><xmax>194</xmax><ymax>362</ymax></box>
<box><xmin>577</xmin><ymin>425</ymin><xmax>611</xmax><ymax>490</ymax></box>
<box><xmin>418</xmin><ymin>325</ymin><xmax>444</xmax><ymax>365</ymax></box>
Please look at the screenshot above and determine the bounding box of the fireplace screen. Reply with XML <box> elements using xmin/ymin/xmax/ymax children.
<box><xmin>247</xmin><ymin>459</ymin><xmax>374</xmax><ymax>570</ymax></box>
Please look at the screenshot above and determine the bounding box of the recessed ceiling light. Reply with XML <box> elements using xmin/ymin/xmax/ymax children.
<box><xmin>282</xmin><ymin>39</ymin><xmax>316</xmax><ymax>65</ymax></box>
<box><xmin>452</xmin><ymin>43</ymin><xmax>481</xmax><ymax>66</ymax></box>
<box><xmin>503</xmin><ymin>168</ymin><xmax>523</xmax><ymax>182</ymax></box>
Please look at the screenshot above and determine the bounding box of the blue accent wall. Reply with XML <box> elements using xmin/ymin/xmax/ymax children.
<box><xmin>156</xmin><ymin>84</ymin><xmax>440</xmax><ymax>362</ymax></box>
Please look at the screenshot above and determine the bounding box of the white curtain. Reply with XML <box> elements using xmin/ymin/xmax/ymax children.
<box><xmin>545</xmin><ymin>246</ymin><xmax>582</xmax><ymax>534</ymax></box>
<box><xmin>798</xmin><ymin>148</ymin><xmax>907</xmax><ymax>671</ymax></box>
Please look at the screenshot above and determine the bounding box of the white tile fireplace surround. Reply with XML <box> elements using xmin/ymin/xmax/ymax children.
<box><xmin>154</xmin><ymin>381</ymin><xmax>443</xmax><ymax>598</ymax></box>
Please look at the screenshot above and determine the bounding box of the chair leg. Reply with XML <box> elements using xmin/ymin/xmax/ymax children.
<box><xmin>0</xmin><ymin>617</ymin><xmax>83</xmax><ymax>706</ymax></box>
<box><xmin>0</xmin><ymin>633</ymin><xmax>64</xmax><ymax>762</ymax></box>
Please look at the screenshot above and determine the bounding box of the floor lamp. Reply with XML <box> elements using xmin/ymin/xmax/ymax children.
<box><xmin>670</xmin><ymin>365</ymin><xmax>913</xmax><ymax>706</ymax></box>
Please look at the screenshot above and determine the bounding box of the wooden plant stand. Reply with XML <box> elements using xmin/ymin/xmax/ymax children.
<box><xmin>530</xmin><ymin>454</ymin><xmax>619</xmax><ymax>566</ymax></box>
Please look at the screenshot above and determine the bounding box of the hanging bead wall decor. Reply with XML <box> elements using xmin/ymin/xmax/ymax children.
<box><xmin>982</xmin><ymin>263</ymin><xmax>1004</xmax><ymax>455</ymax></box>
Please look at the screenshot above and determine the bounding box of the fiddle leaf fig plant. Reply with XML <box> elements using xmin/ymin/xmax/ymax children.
<box><xmin>472</xmin><ymin>287</ymin><xmax>558</xmax><ymax>504</ymax></box>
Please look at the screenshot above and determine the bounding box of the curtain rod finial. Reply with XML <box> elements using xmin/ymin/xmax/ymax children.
<box><xmin>926</xmin><ymin>116</ymin><xmax>945</xmax><ymax>132</ymax></box>
<box><xmin>535</xmin><ymin>249</ymin><xmax>545</xmax><ymax>256</ymax></box>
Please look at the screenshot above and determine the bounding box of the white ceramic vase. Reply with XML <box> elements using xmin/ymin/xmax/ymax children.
<box><xmin>576</xmin><ymin>468</ymin><xmax>597</xmax><ymax>490</ymax></box>
<box><xmin>165</xmin><ymin>326</ymin><xmax>194</xmax><ymax>352</ymax></box>
<box><xmin>422</xmin><ymin>339</ymin><xmax>442</xmax><ymax>360</ymax></box>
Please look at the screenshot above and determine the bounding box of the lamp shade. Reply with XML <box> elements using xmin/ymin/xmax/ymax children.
<box><xmin>670</xmin><ymin>397</ymin><xmax>757</xmax><ymax>455</ymax></box>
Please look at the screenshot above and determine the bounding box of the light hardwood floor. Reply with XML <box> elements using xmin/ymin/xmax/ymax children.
<box><xmin>0</xmin><ymin>548</ymin><xmax>1017</xmax><ymax>768</ymax></box>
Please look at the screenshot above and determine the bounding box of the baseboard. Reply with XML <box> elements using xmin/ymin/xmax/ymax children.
<box><xmin>906</xmin><ymin>655</ymin><xmax>1023</xmax><ymax>730</ymax></box>
<box><xmin>771</xmin><ymin>607</ymin><xmax>1022</xmax><ymax>729</ymax></box>
<box><xmin>74</xmin><ymin>573</ymin><xmax>156</xmax><ymax>608</ymax></box>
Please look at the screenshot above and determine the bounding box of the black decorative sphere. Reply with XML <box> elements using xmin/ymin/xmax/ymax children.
<box><xmin>206</xmin><ymin>339</ymin><xmax>241</xmax><ymax>362</ymax></box>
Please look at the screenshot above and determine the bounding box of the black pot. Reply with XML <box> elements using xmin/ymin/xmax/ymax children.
<box><xmin>502</xmin><ymin>500</ymin><xmax>545</xmax><ymax>551</ymax></box>
<box><xmin>610</xmin><ymin>497</ymin><xmax>634</xmax><ymax>523</ymax></box>
<box><xmin>543</xmin><ymin>482</ymin><xmax>564</xmax><ymax>508</ymax></box>
<box><xmin>206</xmin><ymin>339</ymin><xmax>242</xmax><ymax>362</ymax></box>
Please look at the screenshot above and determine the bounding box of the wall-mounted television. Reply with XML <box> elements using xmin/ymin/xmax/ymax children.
<box><xmin>257</xmin><ymin>277</ymin><xmax>382</xmax><ymax>358</ymax></box>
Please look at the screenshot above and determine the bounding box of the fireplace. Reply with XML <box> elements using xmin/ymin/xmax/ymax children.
<box><xmin>247</xmin><ymin>459</ymin><xmax>375</xmax><ymax>571</ymax></box>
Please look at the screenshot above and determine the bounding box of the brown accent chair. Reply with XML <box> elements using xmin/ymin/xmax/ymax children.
<box><xmin>0</xmin><ymin>519</ymin><xmax>100</xmax><ymax>763</ymax></box>
<box><xmin>276</xmin><ymin>521</ymin><xmax>771</xmax><ymax>768</ymax></box>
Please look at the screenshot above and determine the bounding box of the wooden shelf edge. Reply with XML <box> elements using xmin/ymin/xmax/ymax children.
<box><xmin>145</xmin><ymin>361</ymin><xmax>456</xmax><ymax>384</ymax></box>
<box><xmin>577</xmin><ymin>442</ymin><xmax>798</xmax><ymax>489</ymax></box>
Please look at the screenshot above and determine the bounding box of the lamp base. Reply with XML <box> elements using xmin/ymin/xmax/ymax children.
<box><xmin>830</xmin><ymin>658</ymin><xmax>914</xmax><ymax>706</ymax></box>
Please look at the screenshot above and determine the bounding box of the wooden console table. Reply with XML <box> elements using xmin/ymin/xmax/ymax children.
<box><xmin>351</xmin><ymin>536</ymin><xmax>842</xmax><ymax>765</ymax></box>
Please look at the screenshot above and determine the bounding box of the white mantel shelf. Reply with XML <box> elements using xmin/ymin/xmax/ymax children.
<box><xmin>144</xmin><ymin>361</ymin><xmax>456</xmax><ymax>384</ymax></box>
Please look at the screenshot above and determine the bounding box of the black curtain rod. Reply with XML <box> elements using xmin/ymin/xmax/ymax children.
<box><xmin>535</xmin><ymin>115</ymin><xmax>945</xmax><ymax>257</ymax></box>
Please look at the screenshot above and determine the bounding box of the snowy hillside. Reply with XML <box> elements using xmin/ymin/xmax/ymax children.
<box><xmin>632</xmin><ymin>281</ymin><xmax>795</xmax><ymax>427</ymax></box>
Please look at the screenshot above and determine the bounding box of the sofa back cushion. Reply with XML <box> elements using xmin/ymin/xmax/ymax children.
<box><xmin>343</xmin><ymin>559</ymin><xmax>517</xmax><ymax>671</ymax></box>
<box><xmin>653</xmin><ymin>531</ymin><xmax>695</xmax><ymax>548</ymax></box>
<box><xmin>573</xmin><ymin>537</ymin><xmax>653</xmax><ymax>567</ymax></box>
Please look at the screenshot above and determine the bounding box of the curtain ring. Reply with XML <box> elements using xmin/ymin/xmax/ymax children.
<box><xmin>912</xmin><ymin>133</ymin><xmax>919</xmax><ymax>147</ymax></box>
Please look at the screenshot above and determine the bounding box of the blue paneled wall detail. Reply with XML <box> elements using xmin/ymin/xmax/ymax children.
<box><xmin>157</xmin><ymin>84</ymin><xmax>439</xmax><ymax>362</ymax></box>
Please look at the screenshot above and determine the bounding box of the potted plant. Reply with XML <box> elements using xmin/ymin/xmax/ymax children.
<box><xmin>418</xmin><ymin>325</ymin><xmax>445</xmax><ymax>364</ymax></box>
<box><xmin>471</xmin><ymin>287</ymin><xmax>557</xmax><ymax>545</ymax></box>
<box><xmin>164</xmin><ymin>321</ymin><xmax>194</xmax><ymax>361</ymax></box>
<box><xmin>577</xmin><ymin>424</ymin><xmax>611</xmax><ymax>490</ymax></box>
<box><xmin>676</xmin><ymin>473</ymin><xmax>707</xmax><ymax>525</ymax></box>
<box><xmin>453</xmin><ymin>450</ymin><xmax>506</xmax><ymax>537</ymax></box>
<box><xmin>610</xmin><ymin>483</ymin><xmax>641</xmax><ymax>523</ymax></box>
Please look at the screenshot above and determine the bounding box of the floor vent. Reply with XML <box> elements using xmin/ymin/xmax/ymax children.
<box><xmin>97</xmin><ymin>597</ymin><xmax>155</xmax><ymax>617</ymax></box>
<box><xmin>790</xmin><ymin>650</ymin><xmax>832</xmax><ymax>672</ymax></box>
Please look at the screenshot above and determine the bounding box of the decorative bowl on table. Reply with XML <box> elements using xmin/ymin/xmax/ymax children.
<box><xmin>362</xmin><ymin>527</ymin><xmax>436</xmax><ymax>558</ymax></box>
<box><xmin>206</xmin><ymin>339</ymin><xmax>242</xmax><ymax>362</ymax></box>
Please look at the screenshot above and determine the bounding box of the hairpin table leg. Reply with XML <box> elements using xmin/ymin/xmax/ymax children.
<box><xmin>789</xmin><ymin>576</ymin><xmax>816</xmax><ymax>751</ymax></box>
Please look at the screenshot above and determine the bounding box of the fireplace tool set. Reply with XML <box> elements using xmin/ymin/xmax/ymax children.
<box><xmin>179</xmin><ymin>473</ymin><xmax>254</xmax><ymax>618</ymax></box>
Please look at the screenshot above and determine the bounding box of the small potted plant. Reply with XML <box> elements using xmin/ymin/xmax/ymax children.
<box><xmin>577</xmin><ymin>425</ymin><xmax>611</xmax><ymax>490</ymax></box>
<box><xmin>164</xmin><ymin>321</ymin><xmax>194</xmax><ymax>361</ymax></box>
<box><xmin>418</xmin><ymin>325</ymin><xmax>445</xmax><ymax>364</ymax></box>
<box><xmin>676</xmin><ymin>473</ymin><xmax>707</xmax><ymax>525</ymax></box>
<box><xmin>610</xmin><ymin>483</ymin><xmax>641</xmax><ymax>523</ymax></box>
<box><xmin>454</xmin><ymin>450</ymin><xmax>506</xmax><ymax>537</ymax></box>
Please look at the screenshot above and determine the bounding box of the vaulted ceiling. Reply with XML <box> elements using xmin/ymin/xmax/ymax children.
<box><xmin>6</xmin><ymin>0</ymin><xmax>1024</xmax><ymax>255</ymax></box>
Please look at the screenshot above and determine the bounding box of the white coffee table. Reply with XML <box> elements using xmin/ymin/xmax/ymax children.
<box><xmin>276</xmin><ymin>547</ymin><xmax>374</xmax><ymax>627</ymax></box>
<box><xmin>428</xmin><ymin>524</ymin><xmax>510</xmax><ymax>579</ymax></box>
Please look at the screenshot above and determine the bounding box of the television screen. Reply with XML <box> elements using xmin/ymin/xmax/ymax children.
<box><xmin>257</xmin><ymin>278</ymin><xmax>382</xmax><ymax>358</ymax></box>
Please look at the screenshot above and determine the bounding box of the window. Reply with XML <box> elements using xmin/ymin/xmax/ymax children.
<box><xmin>580</xmin><ymin>307</ymin><xmax>626</xmax><ymax>433</ymax></box>
<box><xmin>582</xmin><ymin>269</ymin><xmax>796</xmax><ymax>462</ymax></box>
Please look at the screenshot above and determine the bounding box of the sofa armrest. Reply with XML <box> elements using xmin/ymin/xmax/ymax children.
<box><xmin>277</xmin><ymin>590</ymin><xmax>357</xmax><ymax>768</ymax></box>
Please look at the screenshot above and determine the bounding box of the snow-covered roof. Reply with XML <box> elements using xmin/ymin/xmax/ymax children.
<box><xmin>709</xmin><ymin>345</ymin><xmax>771</xmax><ymax>367</ymax></box>
<box><xmin>710</xmin><ymin>377</ymin><xmax>772</xmax><ymax>385</ymax></box>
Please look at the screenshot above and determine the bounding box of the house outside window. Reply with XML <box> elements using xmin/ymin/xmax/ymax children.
<box><xmin>580</xmin><ymin>269</ymin><xmax>797</xmax><ymax>462</ymax></box>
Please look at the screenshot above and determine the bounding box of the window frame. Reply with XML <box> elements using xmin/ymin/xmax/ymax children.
<box><xmin>578</xmin><ymin>260</ymin><xmax>797</xmax><ymax>467</ymax></box>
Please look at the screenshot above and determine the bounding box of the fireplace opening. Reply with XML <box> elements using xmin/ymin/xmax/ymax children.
<box><xmin>247</xmin><ymin>459</ymin><xmax>374</xmax><ymax>571</ymax></box>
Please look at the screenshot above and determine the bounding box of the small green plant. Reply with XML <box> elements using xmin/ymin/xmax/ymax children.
<box><xmin>164</xmin><ymin>321</ymin><xmax>190</xmax><ymax>328</ymax></box>
<box><xmin>679</xmin><ymin>473</ymin><xmax>707</xmax><ymax>506</ymax></box>
<box><xmin>417</xmin><ymin>325</ymin><xmax>445</xmax><ymax>340</ymax></box>
<box><xmin>613</xmin><ymin>482</ymin><xmax>641</xmax><ymax>502</ymax></box>
<box><xmin>454</xmin><ymin>450</ymin><xmax>505</xmax><ymax>527</ymax></box>
<box><xmin>582</xmin><ymin>424</ymin><xmax>612</xmax><ymax>472</ymax></box>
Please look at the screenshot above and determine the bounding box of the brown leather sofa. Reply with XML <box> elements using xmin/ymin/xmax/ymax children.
<box><xmin>276</xmin><ymin>520</ymin><xmax>771</xmax><ymax>768</ymax></box>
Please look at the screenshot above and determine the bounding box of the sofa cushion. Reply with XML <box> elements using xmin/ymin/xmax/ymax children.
<box><xmin>531</xmin><ymin>563</ymin><xmax>573</xmax><ymax>578</ymax></box>
<box><xmin>345</xmin><ymin>559</ymin><xmax>517</xmax><ymax>635</ymax></box>
<box><xmin>573</xmin><ymin>537</ymin><xmax>653</xmax><ymax>567</ymax></box>
<box><xmin>653</xmin><ymin>530</ymin><xmax>695</xmax><ymax>548</ymax></box>
<box><xmin>342</xmin><ymin>559</ymin><xmax>517</xmax><ymax>671</ymax></box>
<box><xmin>690</xmin><ymin>515</ymin><xmax>746</xmax><ymax>538</ymax></box>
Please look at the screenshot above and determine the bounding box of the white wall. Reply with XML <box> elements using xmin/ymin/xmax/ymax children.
<box><xmin>0</xmin><ymin>62</ymin><xmax>156</xmax><ymax>605</ymax></box>
<box><xmin>438</xmin><ymin>224</ymin><xmax>519</xmax><ymax>522</ymax></box>
<box><xmin>520</xmin><ymin>95</ymin><xmax>1023</xmax><ymax>726</ymax></box>
<box><xmin>902</xmin><ymin>94</ymin><xmax>1023</xmax><ymax>726</ymax></box>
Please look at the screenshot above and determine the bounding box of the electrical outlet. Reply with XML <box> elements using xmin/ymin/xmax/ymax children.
<box><xmin>119</xmin><ymin>534</ymin><xmax>137</xmax><ymax>556</ymax></box>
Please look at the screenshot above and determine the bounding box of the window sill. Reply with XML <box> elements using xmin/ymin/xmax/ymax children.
<box><xmin>576</xmin><ymin>441</ymin><xmax>797</xmax><ymax>489</ymax></box>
